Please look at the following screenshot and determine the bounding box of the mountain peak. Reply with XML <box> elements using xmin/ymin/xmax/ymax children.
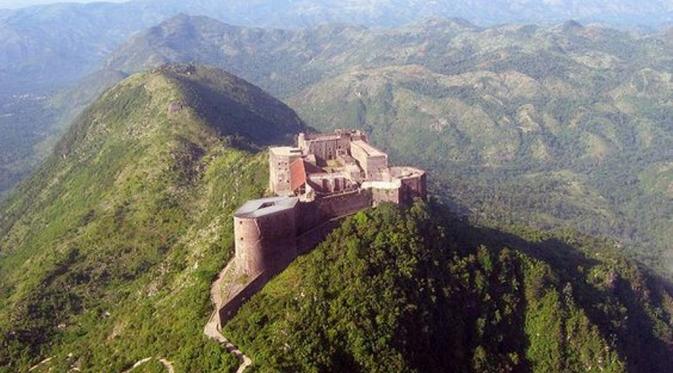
<box><xmin>56</xmin><ymin>64</ymin><xmax>305</xmax><ymax>159</ymax></box>
<box><xmin>562</xmin><ymin>19</ymin><xmax>585</xmax><ymax>31</ymax></box>
<box><xmin>0</xmin><ymin>64</ymin><xmax>305</xmax><ymax>371</ymax></box>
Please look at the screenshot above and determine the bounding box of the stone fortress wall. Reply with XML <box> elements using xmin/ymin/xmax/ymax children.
<box><xmin>233</xmin><ymin>197</ymin><xmax>299</xmax><ymax>277</ymax></box>
<box><xmin>218</xmin><ymin>130</ymin><xmax>427</xmax><ymax>325</ymax></box>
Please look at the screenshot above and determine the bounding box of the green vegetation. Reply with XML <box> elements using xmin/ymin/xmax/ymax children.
<box><xmin>98</xmin><ymin>16</ymin><xmax>673</xmax><ymax>276</ymax></box>
<box><xmin>1</xmin><ymin>63</ymin><xmax>671</xmax><ymax>371</ymax></box>
<box><xmin>224</xmin><ymin>201</ymin><xmax>673</xmax><ymax>372</ymax></box>
<box><xmin>0</xmin><ymin>65</ymin><xmax>304</xmax><ymax>371</ymax></box>
<box><xmin>5</xmin><ymin>17</ymin><xmax>673</xmax><ymax>279</ymax></box>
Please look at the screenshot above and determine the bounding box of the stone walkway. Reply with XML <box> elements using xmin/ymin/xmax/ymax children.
<box><xmin>204</xmin><ymin>259</ymin><xmax>253</xmax><ymax>373</ymax></box>
<box><xmin>122</xmin><ymin>357</ymin><xmax>152</xmax><ymax>372</ymax></box>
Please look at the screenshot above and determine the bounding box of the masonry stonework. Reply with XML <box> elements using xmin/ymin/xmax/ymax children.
<box><xmin>219</xmin><ymin>130</ymin><xmax>427</xmax><ymax>325</ymax></box>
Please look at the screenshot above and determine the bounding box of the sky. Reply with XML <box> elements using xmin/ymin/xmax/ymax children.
<box><xmin>0</xmin><ymin>0</ymin><xmax>127</xmax><ymax>8</ymax></box>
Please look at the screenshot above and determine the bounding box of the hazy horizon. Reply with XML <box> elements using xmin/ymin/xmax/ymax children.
<box><xmin>0</xmin><ymin>0</ymin><xmax>127</xmax><ymax>9</ymax></box>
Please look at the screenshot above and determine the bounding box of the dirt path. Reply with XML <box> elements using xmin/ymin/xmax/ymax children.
<box><xmin>159</xmin><ymin>358</ymin><xmax>175</xmax><ymax>373</ymax></box>
<box><xmin>123</xmin><ymin>357</ymin><xmax>174</xmax><ymax>373</ymax></box>
<box><xmin>204</xmin><ymin>260</ymin><xmax>253</xmax><ymax>373</ymax></box>
<box><xmin>122</xmin><ymin>357</ymin><xmax>152</xmax><ymax>372</ymax></box>
<box><xmin>28</xmin><ymin>357</ymin><xmax>54</xmax><ymax>371</ymax></box>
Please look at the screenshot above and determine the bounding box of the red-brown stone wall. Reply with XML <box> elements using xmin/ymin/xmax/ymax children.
<box><xmin>400</xmin><ymin>173</ymin><xmax>427</xmax><ymax>204</ymax></box>
<box><xmin>234</xmin><ymin>208</ymin><xmax>298</xmax><ymax>276</ymax></box>
<box><xmin>316</xmin><ymin>189</ymin><xmax>373</xmax><ymax>221</ymax></box>
<box><xmin>218</xmin><ymin>271</ymin><xmax>271</xmax><ymax>325</ymax></box>
<box><xmin>372</xmin><ymin>187</ymin><xmax>401</xmax><ymax>205</ymax></box>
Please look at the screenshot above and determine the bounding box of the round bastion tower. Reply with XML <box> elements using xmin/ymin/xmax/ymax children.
<box><xmin>233</xmin><ymin>197</ymin><xmax>300</xmax><ymax>277</ymax></box>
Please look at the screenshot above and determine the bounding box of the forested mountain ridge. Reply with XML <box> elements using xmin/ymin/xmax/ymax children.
<box><xmin>0</xmin><ymin>64</ymin><xmax>672</xmax><ymax>371</ymax></box>
<box><xmin>100</xmin><ymin>15</ymin><xmax>673</xmax><ymax>275</ymax></box>
<box><xmin>224</xmin><ymin>201</ymin><xmax>673</xmax><ymax>372</ymax></box>
<box><xmin>2</xmin><ymin>0</ymin><xmax>673</xmax><ymax>197</ymax></box>
<box><xmin>0</xmin><ymin>65</ymin><xmax>304</xmax><ymax>371</ymax></box>
<box><xmin>0</xmin><ymin>63</ymin><xmax>671</xmax><ymax>371</ymax></box>
<box><xmin>9</xmin><ymin>0</ymin><xmax>667</xmax><ymax>97</ymax></box>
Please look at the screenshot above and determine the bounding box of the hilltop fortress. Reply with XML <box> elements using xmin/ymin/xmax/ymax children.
<box><xmin>218</xmin><ymin>130</ymin><xmax>426</xmax><ymax>324</ymax></box>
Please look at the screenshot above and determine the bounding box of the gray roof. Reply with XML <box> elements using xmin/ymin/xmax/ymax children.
<box><xmin>234</xmin><ymin>196</ymin><xmax>299</xmax><ymax>219</ymax></box>
<box><xmin>351</xmin><ymin>140</ymin><xmax>386</xmax><ymax>157</ymax></box>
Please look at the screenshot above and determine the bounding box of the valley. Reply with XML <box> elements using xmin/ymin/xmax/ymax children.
<box><xmin>94</xmin><ymin>15</ymin><xmax>673</xmax><ymax>275</ymax></box>
<box><xmin>0</xmin><ymin>63</ymin><xmax>671</xmax><ymax>373</ymax></box>
<box><xmin>1</xmin><ymin>1</ymin><xmax>673</xmax><ymax>371</ymax></box>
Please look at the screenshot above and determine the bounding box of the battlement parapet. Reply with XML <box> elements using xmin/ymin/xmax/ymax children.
<box><xmin>221</xmin><ymin>130</ymin><xmax>427</xmax><ymax>326</ymax></box>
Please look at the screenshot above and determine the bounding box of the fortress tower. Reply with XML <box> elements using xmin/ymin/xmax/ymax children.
<box><xmin>269</xmin><ymin>147</ymin><xmax>302</xmax><ymax>196</ymax></box>
<box><xmin>233</xmin><ymin>129</ymin><xmax>427</xmax><ymax>283</ymax></box>
<box><xmin>234</xmin><ymin>197</ymin><xmax>299</xmax><ymax>276</ymax></box>
<box><xmin>224</xmin><ymin>130</ymin><xmax>427</xmax><ymax>324</ymax></box>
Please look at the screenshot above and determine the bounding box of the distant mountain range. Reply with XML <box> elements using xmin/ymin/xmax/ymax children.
<box><xmin>2</xmin><ymin>2</ymin><xmax>673</xmax><ymax>274</ymax></box>
<box><xmin>90</xmin><ymin>14</ymin><xmax>673</xmax><ymax>276</ymax></box>
<box><xmin>1</xmin><ymin>0</ymin><xmax>673</xmax><ymax>199</ymax></box>
<box><xmin>1</xmin><ymin>64</ymin><xmax>671</xmax><ymax>372</ymax></box>
<box><xmin>2</xmin><ymin>0</ymin><xmax>673</xmax><ymax>92</ymax></box>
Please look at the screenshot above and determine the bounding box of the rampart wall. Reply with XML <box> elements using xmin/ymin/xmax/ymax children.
<box><xmin>399</xmin><ymin>173</ymin><xmax>427</xmax><ymax>204</ymax></box>
<box><xmin>315</xmin><ymin>189</ymin><xmax>373</xmax><ymax>221</ymax></box>
<box><xmin>220</xmin><ymin>212</ymin><xmax>353</xmax><ymax>326</ymax></box>
<box><xmin>234</xmin><ymin>209</ymin><xmax>297</xmax><ymax>277</ymax></box>
<box><xmin>218</xmin><ymin>271</ymin><xmax>270</xmax><ymax>324</ymax></box>
<box><xmin>372</xmin><ymin>186</ymin><xmax>401</xmax><ymax>205</ymax></box>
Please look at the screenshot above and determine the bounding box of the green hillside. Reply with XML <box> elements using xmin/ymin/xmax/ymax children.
<box><xmin>4</xmin><ymin>17</ymin><xmax>673</xmax><ymax>281</ymax></box>
<box><xmin>0</xmin><ymin>65</ymin><xmax>304</xmax><ymax>371</ymax></box>
<box><xmin>0</xmin><ymin>63</ymin><xmax>671</xmax><ymax>371</ymax></box>
<box><xmin>224</xmin><ymin>202</ymin><xmax>673</xmax><ymax>372</ymax></box>
<box><xmin>98</xmin><ymin>16</ymin><xmax>673</xmax><ymax>276</ymax></box>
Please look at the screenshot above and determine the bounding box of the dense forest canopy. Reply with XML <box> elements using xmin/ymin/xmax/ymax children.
<box><xmin>97</xmin><ymin>15</ymin><xmax>673</xmax><ymax>276</ymax></box>
<box><xmin>225</xmin><ymin>201</ymin><xmax>673</xmax><ymax>372</ymax></box>
<box><xmin>1</xmin><ymin>1</ymin><xmax>673</xmax><ymax>370</ymax></box>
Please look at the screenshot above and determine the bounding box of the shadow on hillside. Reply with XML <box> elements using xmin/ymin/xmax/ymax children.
<box><xmin>431</xmin><ymin>201</ymin><xmax>673</xmax><ymax>373</ymax></box>
<box><xmin>166</xmin><ymin>67</ymin><xmax>307</xmax><ymax>148</ymax></box>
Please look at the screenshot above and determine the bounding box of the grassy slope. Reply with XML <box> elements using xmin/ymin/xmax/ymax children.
<box><xmin>100</xmin><ymin>16</ymin><xmax>673</xmax><ymax>276</ymax></box>
<box><xmin>0</xmin><ymin>65</ymin><xmax>304</xmax><ymax>371</ymax></box>
<box><xmin>224</xmin><ymin>202</ymin><xmax>673</xmax><ymax>373</ymax></box>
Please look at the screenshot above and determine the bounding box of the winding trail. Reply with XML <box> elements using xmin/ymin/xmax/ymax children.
<box><xmin>204</xmin><ymin>260</ymin><xmax>253</xmax><ymax>373</ymax></box>
<box><xmin>28</xmin><ymin>357</ymin><xmax>54</xmax><ymax>371</ymax></box>
<box><xmin>122</xmin><ymin>357</ymin><xmax>152</xmax><ymax>372</ymax></box>
<box><xmin>123</xmin><ymin>357</ymin><xmax>175</xmax><ymax>373</ymax></box>
<box><xmin>122</xmin><ymin>357</ymin><xmax>174</xmax><ymax>373</ymax></box>
<box><xmin>159</xmin><ymin>358</ymin><xmax>175</xmax><ymax>373</ymax></box>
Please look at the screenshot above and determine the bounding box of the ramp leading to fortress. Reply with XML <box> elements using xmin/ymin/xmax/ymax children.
<box><xmin>217</xmin><ymin>129</ymin><xmax>427</xmax><ymax>327</ymax></box>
